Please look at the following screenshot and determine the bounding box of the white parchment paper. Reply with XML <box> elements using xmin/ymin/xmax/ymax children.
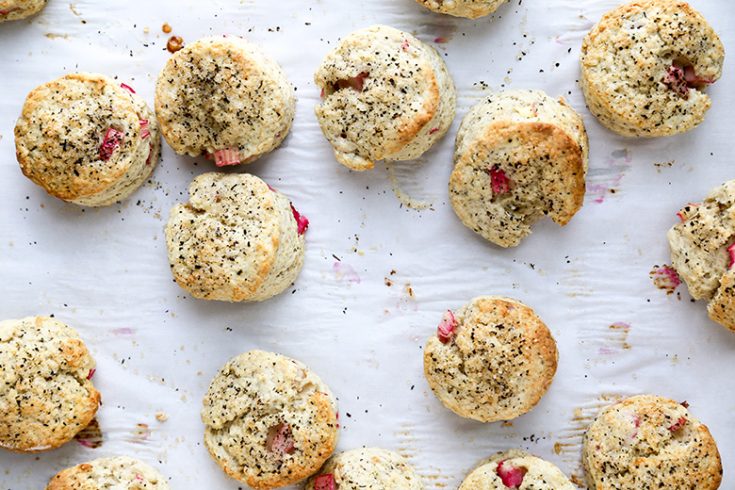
<box><xmin>1</xmin><ymin>0</ymin><xmax>734</xmax><ymax>488</ymax></box>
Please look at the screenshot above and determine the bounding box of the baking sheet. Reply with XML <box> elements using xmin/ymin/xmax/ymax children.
<box><xmin>1</xmin><ymin>0</ymin><xmax>734</xmax><ymax>488</ymax></box>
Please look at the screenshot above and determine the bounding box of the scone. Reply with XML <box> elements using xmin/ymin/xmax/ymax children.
<box><xmin>202</xmin><ymin>350</ymin><xmax>338</xmax><ymax>489</ymax></box>
<box><xmin>0</xmin><ymin>0</ymin><xmax>46</xmax><ymax>22</ymax></box>
<box><xmin>15</xmin><ymin>73</ymin><xmax>160</xmax><ymax>207</ymax></box>
<box><xmin>415</xmin><ymin>0</ymin><xmax>507</xmax><ymax>19</ymax></box>
<box><xmin>450</xmin><ymin>89</ymin><xmax>588</xmax><ymax>248</ymax></box>
<box><xmin>155</xmin><ymin>36</ymin><xmax>295</xmax><ymax>166</ymax></box>
<box><xmin>314</xmin><ymin>25</ymin><xmax>456</xmax><ymax>171</ymax></box>
<box><xmin>46</xmin><ymin>456</ymin><xmax>169</xmax><ymax>489</ymax></box>
<box><xmin>424</xmin><ymin>296</ymin><xmax>558</xmax><ymax>422</ymax></box>
<box><xmin>668</xmin><ymin>180</ymin><xmax>735</xmax><ymax>332</ymax></box>
<box><xmin>0</xmin><ymin>316</ymin><xmax>100</xmax><ymax>453</ymax></box>
<box><xmin>459</xmin><ymin>450</ymin><xmax>574</xmax><ymax>490</ymax></box>
<box><xmin>582</xmin><ymin>395</ymin><xmax>722</xmax><ymax>489</ymax></box>
<box><xmin>165</xmin><ymin>172</ymin><xmax>307</xmax><ymax>302</ymax></box>
<box><xmin>580</xmin><ymin>0</ymin><xmax>725</xmax><ymax>137</ymax></box>
<box><xmin>305</xmin><ymin>448</ymin><xmax>423</xmax><ymax>490</ymax></box>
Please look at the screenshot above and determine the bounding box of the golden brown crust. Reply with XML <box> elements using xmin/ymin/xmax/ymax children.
<box><xmin>707</xmin><ymin>269</ymin><xmax>735</xmax><ymax>332</ymax></box>
<box><xmin>46</xmin><ymin>456</ymin><xmax>169</xmax><ymax>489</ymax></box>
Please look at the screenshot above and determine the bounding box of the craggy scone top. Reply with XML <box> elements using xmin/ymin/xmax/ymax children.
<box><xmin>424</xmin><ymin>296</ymin><xmax>558</xmax><ymax>422</ymax></box>
<box><xmin>305</xmin><ymin>448</ymin><xmax>424</xmax><ymax>490</ymax></box>
<box><xmin>416</xmin><ymin>0</ymin><xmax>507</xmax><ymax>19</ymax></box>
<box><xmin>581</xmin><ymin>0</ymin><xmax>725</xmax><ymax>137</ymax></box>
<box><xmin>202</xmin><ymin>350</ymin><xmax>338</xmax><ymax>489</ymax></box>
<box><xmin>583</xmin><ymin>395</ymin><xmax>722</xmax><ymax>490</ymax></box>
<box><xmin>0</xmin><ymin>316</ymin><xmax>100</xmax><ymax>452</ymax></box>
<box><xmin>46</xmin><ymin>456</ymin><xmax>170</xmax><ymax>490</ymax></box>
<box><xmin>459</xmin><ymin>450</ymin><xmax>575</xmax><ymax>490</ymax></box>
<box><xmin>0</xmin><ymin>0</ymin><xmax>47</xmax><ymax>22</ymax></box>
<box><xmin>315</xmin><ymin>25</ymin><xmax>456</xmax><ymax>171</ymax></box>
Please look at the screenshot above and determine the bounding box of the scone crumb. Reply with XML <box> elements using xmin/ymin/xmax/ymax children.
<box><xmin>155</xmin><ymin>411</ymin><xmax>169</xmax><ymax>422</ymax></box>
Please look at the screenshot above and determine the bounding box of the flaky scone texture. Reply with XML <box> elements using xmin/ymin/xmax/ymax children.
<box><xmin>165</xmin><ymin>173</ymin><xmax>305</xmax><ymax>302</ymax></box>
<box><xmin>305</xmin><ymin>448</ymin><xmax>423</xmax><ymax>490</ymax></box>
<box><xmin>0</xmin><ymin>0</ymin><xmax>46</xmax><ymax>22</ymax></box>
<box><xmin>583</xmin><ymin>395</ymin><xmax>722</xmax><ymax>490</ymax></box>
<box><xmin>424</xmin><ymin>296</ymin><xmax>558</xmax><ymax>422</ymax></box>
<box><xmin>15</xmin><ymin>73</ymin><xmax>159</xmax><ymax>207</ymax></box>
<box><xmin>0</xmin><ymin>316</ymin><xmax>100</xmax><ymax>453</ymax></box>
<box><xmin>450</xmin><ymin>89</ymin><xmax>588</xmax><ymax>248</ymax></box>
<box><xmin>315</xmin><ymin>25</ymin><xmax>456</xmax><ymax>171</ymax></box>
<box><xmin>202</xmin><ymin>350</ymin><xmax>338</xmax><ymax>489</ymax></box>
<box><xmin>155</xmin><ymin>36</ymin><xmax>295</xmax><ymax>163</ymax></box>
<box><xmin>46</xmin><ymin>456</ymin><xmax>169</xmax><ymax>490</ymax></box>
<box><xmin>668</xmin><ymin>180</ymin><xmax>735</xmax><ymax>332</ymax></box>
<box><xmin>580</xmin><ymin>0</ymin><xmax>725</xmax><ymax>137</ymax></box>
<box><xmin>459</xmin><ymin>450</ymin><xmax>575</xmax><ymax>490</ymax></box>
<box><xmin>416</xmin><ymin>0</ymin><xmax>507</xmax><ymax>19</ymax></box>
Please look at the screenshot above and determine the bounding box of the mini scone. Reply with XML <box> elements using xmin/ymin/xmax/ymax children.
<box><xmin>449</xmin><ymin>89</ymin><xmax>588</xmax><ymax>248</ymax></box>
<box><xmin>580</xmin><ymin>0</ymin><xmax>725</xmax><ymax>137</ymax></box>
<box><xmin>165</xmin><ymin>172</ymin><xmax>308</xmax><ymax>302</ymax></box>
<box><xmin>0</xmin><ymin>316</ymin><xmax>100</xmax><ymax>452</ymax></box>
<box><xmin>155</xmin><ymin>36</ymin><xmax>295</xmax><ymax>166</ymax></box>
<box><xmin>668</xmin><ymin>180</ymin><xmax>735</xmax><ymax>332</ymax></box>
<box><xmin>459</xmin><ymin>450</ymin><xmax>575</xmax><ymax>490</ymax></box>
<box><xmin>415</xmin><ymin>0</ymin><xmax>507</xmax><ymax>19</ymax></box>
<box><xmin>46</xmin><ymin>456</ymin><xmax>169</xmax><ymax>489</ymax></box>
<box><xmin>0</xmin><ymin>0</ymin><xmax>46</xmax><ymax>22</ymax></box>
<box><xmin>424</xmin><ymin>296</ymin><xmax>558</xmax><ymax>422</ymax></box>
<box><xmin>314</xmin><ymin>25</ymin><xmax>456</xmax><ymax>171</ymax></box>
<box><xmin>202</xmin><ymin>350</ymin><xmax>338</xmax><ymax>489</ymax></box>
<box><xmin>305</xmin><ymin>448</ymin><xmax>423</xmax><ymax>490</ymax></box>
<box><xmin>582</xmin><ymin>395</ymin><xmax>722</xmax><ymax>489</ymax></box>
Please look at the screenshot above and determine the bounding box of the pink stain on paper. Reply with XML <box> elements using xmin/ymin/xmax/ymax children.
<box><xmin>588</xmin><ymin>149</ymin><xmax>632</xmax><ymax>204</ymax></box>
<box><xmin>333</xmin><ymin>262</ymin><xmax>361</xmax><ymax>284</ymax></box>
<box><xmin>111</xmin><ymin>327</ymin><xmax>135</xmax><ymax>336</ymax></box>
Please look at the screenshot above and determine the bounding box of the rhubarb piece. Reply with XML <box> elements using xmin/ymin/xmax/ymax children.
<box><xmin>496</xmin><ymin>460</ymin><xmax>527</xmax><ymax>488</ymax></box>
<box><xmin>488</xmin><ymin>165</ymin><xmax>511</xmax><ymax>195</ymax></box>
<box><xmin>436</xmin><ymin>310</ymin><xmax>458</xmax><ymax>344</ymax></box>
<box><xmin>663</xmin><ymin>64</ymin><xmax>716</xmax><ymax>99</ymax></box>
<box><xmin>328</xmin><ymin>72</ymin><xmax>369</xmax><ymax>95</ymax></box>
<box><xmin>668</xmin><ymin>416</ymin><xmax>687</xmax><ymax>432</ymax></box>
<box><xmin>291</xmin><ymin>204</ymin><xmax>309</xmax><ymax>235</ymax></box>
<box><xmin>213</xmin><ymin>148</ymin><xmax>240</xmax><ymax>167</ymax></box>
<box><xmin>87</xmin><ymin>369</ymin><xmax>96</xmax><ymax>380</ymax></box>
<box><xmin>266</xmin><ymin>423</ymin><xmax>295</xmax><ymax>455</ymax></box>
<box><xmin>139</xmin><ymin>120</ymin><xmax>151</xmax><ymax>140</ymax></box>
<box><xmin>120</xmin><ymin>83</ymin><xmax>136</xmax><ymax>94</ymax></box>
<box><xmin>99</xmin><ymin>127</ymin><xmax>124</xmax><ymax>161</ymax></box>
<box><xmin>314</xmin><ymin>474</ymin><xmax>336</xmax><ymax>490</ymax></box>
<box><xmin>728</xmin><ymin>242</ymin><xmax>735</xmax><ymax>269</ymax></box>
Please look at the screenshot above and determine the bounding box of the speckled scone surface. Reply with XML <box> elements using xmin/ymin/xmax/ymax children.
<box><xmin>314</xmin><ymin>25</ymin><xmax>456</xmax><ymax>171</ymax></box>
<box><xmin>15</xmin><ymin>73</ymin><xmax>160</xmax><ymax>207</ymax></box>
<box><xmin>0</xmin><ymin>0</ymin><xmax>46</xmax><ymax>22</ymax></box>
<box><xmin>668</xmin><ymin>180</ymin><xmax>735</xmax><ymax>332</ymax></box>
<box><xmin>46</xmin><ymin>456</ymin><xmax>169</xmax><ymax>489</ymax></box>
<box><xmin>450</xmin><ymin>89</ymin><xmax>587</xmax><ymax>248</ymax></box>
<box><xmin>202</xmin><ymin>350</ymin><xmax>338</xmax><ymax>489</ymax></box>
<box><xmin>0</xmin><ymin>316</ymin><xmax>100</xmax><ymax>453</ymax></box>
<box><xmin>305</xmin><ymin>448</ymin><xmax>423</xmax><ymax>490</ymax></box>
<box><xmin>155</xmin><ymin>36</ymin><xmax>295</xmax><ymax>164</ymax></box>
<box><xmin>459</xmin><ymin>450</ymin><xmax>575</xmax><ymax>490</ymax></box>
<box><xmin>424</xmin><ymin>296</ymin><xmax>558</xmax><ymax>422</ymax></box>
<box><xmin>580</xmin><ymin>0</ymin><xmax>725</xmax><ymax>137</ymax></box>
<box><xmin>416</xmin><ymin>0</ymin><xmax>507</xmax><ymax>19</ymax></box>
<box><xmin>583</xmin><ymin>395</ymin><xmax>722</xmax><ymax>489</ymax></box>
<box><xmin>165</xmin><ymin>172</ymin><xmax>305</xmax><ymax>302</ymax></box>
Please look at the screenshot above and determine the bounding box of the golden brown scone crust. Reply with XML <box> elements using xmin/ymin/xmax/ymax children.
<box><xmin>0</xmin><ymin>316</ymin><xmax>100</xmax><ymax>453</ymax></box>
<box><xmin>424</xmin><ymin>296</ymin><xmax>558</xmax><ymax>422</ymax></box>
<box><xmin>582</xmin><ymin>395</ymin><xmax>722</xmax><ymax>490</ymax></box>
<box><xmin>202</xmin><ymin>350</ymin><xmax>338</xmax><ymax>489</ymax></box>
<box><xmin>0</xmin><ymin>0</ymin><xmax>46</xmax><ymax>22</ymax></box>
<box><xmin>580</xmin><ymin>0</ymin><xmax>725</xmax><ymax>137</ymax></box>
<box><xmin>47</xmin><ymin>456</ymin><xmax>169</xmax><ymax>489</ymax></box>
<box><xmin>416</xmin><ymin>0</ymin><xmax>507</xmax><ymax>19</ymax></box>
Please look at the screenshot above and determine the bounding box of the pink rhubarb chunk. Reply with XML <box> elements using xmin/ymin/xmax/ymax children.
<box><xmin>291</xmin><ymin>204</ymin><xmax>309</xmax><ymax>235</ymax></box>
<box><xmin>728</xmin><ymin>242</ymin><xmax>735</xmax><ymax>269</ymax></box>
<box><xmin>668</xmin><ymin>417</ymin><xmax>687</xmax><ymax>432</ymax></box>
<box><xmin>266</xmin><ymin>423</ymin><xmax>295</xmax><ymax>455</ymax></box>
<box><xmin>86</xmin><ymin>368</ymin><xmax>96</xmax><ymax>380</ymax></box>
<box><xmin>120</xmin><ymin>83</ymin><xmax>136</xmax><ymax>94</ymax></box>
<box><xmin>139</xmin><ymin>119</ymin><xmax>151</xmax><ymax>140</ymax></box>
<box><xmin>314</xmin><ymin>474</ymin><xmax>336</xmax><ymax>490</ymax></box>
<box><xmin>99</xmin><ymin>127</ymin><xmax>124</xmax><ymax>161</ymax></box>
<box><xmin>496</xmin><ymin>460</ymin><xmax>527</xmax><ymax>488</ymax></box>
<box><xmin>489</xmin><ymin>166</ymin><xmax>511</xmax><ymax>195</ymax></box>
<box><xmin>437</xmin><ymin>310</ymin><xmax>458</xmax><ymax>344</ymax></box>
<box><xmin>214</xmin><ymin>148</ymin><xmax>240</xmax><ymax>167</ymax></box>
<box><xmin>336</xmin><ymin>72</ymin><xmax>368</xmax><ymax>92</ymax></box>
<box><xmin>663</xmin><ymin>64</ymin><xmax>715</xmax><ymax>99</ymax></box>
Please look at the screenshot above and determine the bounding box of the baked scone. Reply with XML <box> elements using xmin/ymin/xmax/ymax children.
<box><xmin>46</xmin><ymin>456</ymin><xmax>169</xmax><ymax>489</ymax></box>
<box><xmin>668</xmin><ymin>180</ymin><xmax>735</xmax><ymax>332</ymax></box>
<box><xmin>449</xmin><ymin>89</ymin><xmax>588</xmax><ymax>248</ymax></box>
<box><xmin>0</xmin><ymin>316</ymin><xmax>100</xmax><ymax>453</ymax></box>
<box><xmin>415</xmin><ymin>0</ymin><xmax>507</xmax><ymax>19</ymax></box>
<box><xmin>583</xmin><ymin>395</ymin><xmax>722</xmax><ymax>489</ymax></box>
<box><xmin>424</xmin><ymin>296</ymin><xmax>558</xmax><ymax>422</ymax></box>
<box><xmin>459</xmin><ymin>450</ymin><xmax>574</xmax><ymax>490</ymax></box>
<box><xmin>155</xmin><ymin>36</ymin><xmax>295</xmax><ymax>166</ymax></box>
<box><xmin>305</xmin><ymin>448</ymin><xmax>423</xmax><ymax>490</ymax></box>
<box><xmin>0</xmin><ymin>0</ymin><xmax>46</xmax><ymax>22</ymax></box>
<box><xmin>15</xmin><ymin>73</ymin><xmax>160</xmax><ymax>207</ymax></box>
<box><xmin>202</xmin><ymin>350</ymin><xmax>338</xmax><ymax>489</ymax></box>
<box><xmin>165</xmin><ymin>172</ymin><xmax>307</xmax><ymax>302</ymax></box>
<box><xmin>580</xmin><ymin>0</ymin><xmax>725</xmax><ymax>137</ymax></box>
<box><xmin>314</xmin><ymin>25</ymin><xmax>456</xmax><ymax>171</ymax></box>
